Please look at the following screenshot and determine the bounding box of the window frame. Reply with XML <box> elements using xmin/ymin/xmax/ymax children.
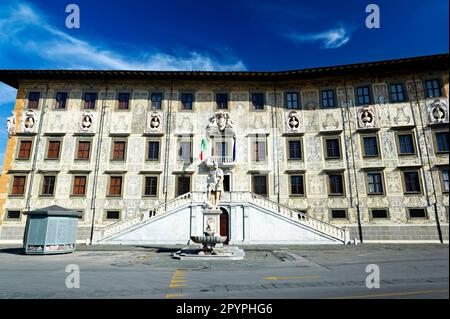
<box><xmin>83</xmin><ymin>92</ymin><xmax>98</xmax><ymax>110</ymax></box>
<box><xmin>180</xmin><ymin>92</ymin><xmax>194</xmax><ymax>111</ymax></box>
<box><xmin>323</xmin><ymin>135</ymin><xmax>342</xmax><ymax>160</ymax></box>
<box><xmin>402</xmin><ymin>170</ymin><xmax>423</xmax><ymax>195</ymax></box>
<box><xmin>143</xmin><ymin>175</ymin><xmax>159</xmax><ymax>197</ymax></box>
<box><xmin>361</xmin><ymin>133</ymin><xmax>380</xmax><ymax>158</ymax></box>
<box><xmin>321</xmin><ymin>89</ymin><xmax>336</xmax><ymax>108</ymax></box>
<box><xmin>16</xmin><ymin>139</ymin><xmax>33</xmax><ymax>161</ymax></box>
<box><xmin>433</xmin><ymin>130</ymin><xmax>449</xmax><ymax>154</ymax></box>
<box><xmin>327</xmin><ymin>172</ymin><xmax>346</xmax><ymax>197</ymax></box>
<box><xmin>104</xmin><ymin>210</ymin><xmax>121</xmax><ymax>221</ymax></box>
<box><xmin>177</xmin><ymin>137</ymin><xmax>193</xmax><ymax>163</ymax></box>
<box><xmin>75</xmin><ymin>139</ymin><xmax>92</xmax><ymax>161</ymax></box>
<box><xmin>4</xmin><ymin>210</ymin><xmax>23</xmax><ymax>221</ymax></box>
<box><xmin>175</xmin><ymin>175</ymin><xmax>192</xmax><ymax>197</ymax></box>
<box><xmin>107</xmin><ymin>175</ymin><xmax>124</xmax><ymax>197</ymax></box>
<box><xmin>355</xmin><ymin>86</ymin><xmax>372</xmax><ymax>106</ymax></box>
<box><xmin>425</xmin><ymin>79</ymin><xmax>443</xmax><ymax>98</ymax></box>
<box><xmin>439</xmin><ymin>168</ymin><xmax>449</xmax><ymax>193</ymax></box>
<box><xmin>117</xmin><ymin>92</ymin><xmax>131</xmax><ymax>111</ymax></box>
<box><xmin>285</xmin><ymin>91</ymin><xmax>300</xmax><ymax>109</ymax></box>
<box><xmin>45</xmin><ymin>139</ymin><xmax>62</xmax><ymax>161</ymax></box>
<box><xmin>145</xmin><ymin>138</ymin><xmax>161</xmax><ymax>162</ymax></box>
<box><xmin>389</xmin><ymin>83</ymin><xmax>407</xmax><ymax>103</ymax></box>
<box><xmin>9</xmin><ymin>175</ymin><xmax>27</xmax><ymax>198</ymax></box>
<box><xmin>370</xmin><ymin>208</ymin><xmax>390</xmax><ymax>220</ymax></box>
<box><xmin>110</xmin><ymin>139</ymin><xmax>127</xmax><ymax>162</ymax></box>
<box><xmin>40</xmin><ymin>174</ymin><xmax>57</xmax><ymax>197</ymax></box>
<box><xmin>365</xmin><ymin>171</ymin><xmax>385</xmax><ymax>196</ymax></box>
<box><xmin>54</xmin><ymin>91</ymin><xmax>69</xmax><ymax>110</ymax></box>
<box><xmin>251</xmin><ymin>137</ymin><xmax>267</xmax><ymax>162</ymax></box>
<box><xmin>27</xmin><ymin>91</ymin><xmax>41</xmax><ymax>109</ymax></box>
<box><xmin>215</xmin><ymin>93</ymin><xmax>229</xmax><ymax>110</ymax></box>
<box><xmin>407</xmin><ymin>208</ymin><xmax>428</xmax><ymax>220</ymax></box>
<box><xmin>395</xmin><ymin>131</ymin><xmax>417</xmax><ymax>156</ymax></box>
<box><xmin>251</xmin><ymin>174</ymin><xmax>269</xmax><ymax>197</ymax></box>
<box><xmin>330</xmin><ymin>209</ymin><xmax>348</xmax><ymax>220</ymax></box>
<box><xmin>251</xmin><ymin>92</ymin><xmax>265</xmax><ymax>111</ymax></box>
<box><xmin>150</xmin><ymin>92</ymin><xmax>163</xmax><ymax>110</ymax></box>
<box><xmin>71</xmin><ymin>175</ymin><xmax>88</xmax><ymax>197</ymax></box>
<box><xmin>289</xmin><ymin>174</ymin><xmax>306</xmax><ymax>197</ymax></box>
<box><xmin>286</xmin><ymin>138</ymin><xmax>303</xmax><ymax>161</ymax></box>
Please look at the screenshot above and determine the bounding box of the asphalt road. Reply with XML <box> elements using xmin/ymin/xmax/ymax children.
<box><xmin>0</xmin><ymin>244</ymin><xmax>448</xmax><ymax>299</ymax></box>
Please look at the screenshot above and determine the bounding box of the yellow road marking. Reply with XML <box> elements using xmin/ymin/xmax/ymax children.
<box><xmin>324</xmin><ymin>289</ymin><xmax>449</xmax><ymax>299</ymax></box>
<box><xmin>170</xmin><ymin>279</ymin><xmax>187</xmax><ymax>283</ymax></box>
<box><xmin>169</xmin><ymin>284</ymin><xmax>186</xmax><ymax>288</ymax></box>
<box><xmin>263</xmin><ymin>276</ymin><xmax>321</xmax><ymax>281</ymax></box>
<box><xmin>165</xmin><ymin>294</ymin><xmax>185</xmax><ymax>298</ymax></box>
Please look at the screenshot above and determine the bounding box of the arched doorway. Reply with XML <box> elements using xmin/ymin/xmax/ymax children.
<box><xmin>219</xmin><ymin>207</ymin><xmax>229</xmax><ymax>244</ymax></box>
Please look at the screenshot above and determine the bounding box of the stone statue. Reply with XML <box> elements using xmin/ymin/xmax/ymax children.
<box><xmin>6</xmin><ymin>111</ymin><xmax>15</xmax><ymax>137</ymax></box>
<box><xmin>206</xmin><ymin>161</ymin><xmax>224</xmax><ymax>209</ymax></box>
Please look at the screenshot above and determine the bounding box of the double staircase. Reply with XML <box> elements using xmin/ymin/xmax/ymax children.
<box><xmin>95</xmin><ymin>191</ymin><xmax>349</xmax><ymax>244</ymax></box>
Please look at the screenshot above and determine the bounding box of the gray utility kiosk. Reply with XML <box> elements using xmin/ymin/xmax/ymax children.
<box><xmin>23</xmin><ymin>206</ymin><xmax>82</xmax><ymax>255</ymax></box>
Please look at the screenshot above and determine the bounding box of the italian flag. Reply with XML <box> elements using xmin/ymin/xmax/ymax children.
<box><xmin>200</xmin><ymin>138</ymin><xmax>207</xmax><ymax>161</ymax></box>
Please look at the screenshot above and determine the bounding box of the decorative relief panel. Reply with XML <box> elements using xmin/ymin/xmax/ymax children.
<box><xmin>357</xmin><ymin>105</ymin><xmax>377</xmax><ymax>129</ymax></box>
<box><xmin>301</xmin><ymin>90</ymin><xmax>319</xmax><ymax>110</ymax></box>
<box><xmin>372</xmin><ymin>83</ymin><xmax>389</xmax><ymax>105</ymax></box>
<box><xmin>6</xmin><ymin>111</ymin><xmax>15</xmax><ymax>137</ymax></box>
<box><xmin>321</xmin><ymin>112</ymin><xmax>340</xmax><ymax>131</ymax></box>
<box><xmin>79</xmin><ymin>111</ymin><xmax>94</xmax><ymax>133</ymax></box>
<box><xmin>406</xmin><ymin>80</ymin><xmax>424</xmax><ymax>101</ymax></box>
<box><xmin>336</xmin><ymin>87</ymin><xmax>354</xmax><ymax>108</ymax></box>
<box><xmin>196</xmin><ymin>93</ymin><xmax>212</xmax><ymax>103</ymax></box>
<box><xmin>428</xmin><ymin>100</ymin><xmax>448</xmax><ymax>124</ymax></box>
<box><xmin>22</xmin><ymin>110</ymin><xmax>38</xmax><ymax>134</ymax></box>
<box><xmin>390</xmin><ymin>105</ymin><xmax>413</xmax><ymax>126</ymax></box>
<box><xmin>285</xmin><ymin>111</ymin><xmax>302</xmax><ymax>133</ymax></box>
<box><xmin>146</xmin><ymin>112</ymin><xmax>163</xmax><ymax>133</ymax></box>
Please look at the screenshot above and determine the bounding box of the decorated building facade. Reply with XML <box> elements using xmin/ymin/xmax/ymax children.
<box><xmin>0</xmin><ymin>54</ymin><xmax>448</xmax><ymax>245</ymax></box>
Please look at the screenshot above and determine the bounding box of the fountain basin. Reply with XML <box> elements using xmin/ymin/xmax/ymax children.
<box><xmin>190</xmin><ymin>235</ymin><xmax>227</xmax><ymax>245</ymax></box>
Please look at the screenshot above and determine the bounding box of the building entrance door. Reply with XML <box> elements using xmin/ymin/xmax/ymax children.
<box><xmin>219</xmin><ymin>207</ymin><xmax>229</xmax><ymax>244</ymax></box>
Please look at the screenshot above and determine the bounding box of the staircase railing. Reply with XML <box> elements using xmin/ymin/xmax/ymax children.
<box><xmin>97</xmin><ymin>190</ymin><xmax>347</xmax><ymax>243</ymax></box>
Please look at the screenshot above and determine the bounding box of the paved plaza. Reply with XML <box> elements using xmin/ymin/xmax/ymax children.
<box><xmin>0</xmin><ymin>244</ymin><xmax>448</xmax><ymax>299</ymax></box>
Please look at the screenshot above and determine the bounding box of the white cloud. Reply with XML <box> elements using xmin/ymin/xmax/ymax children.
<box><xmin>0</xmin><ymin>1</ymin><xmax>246</xmax><ymax>71</ymax></box>
<box><xmin>288</xmin><ymin>27</ymin><xmax>351</xmax><ymax>49</ymax></box>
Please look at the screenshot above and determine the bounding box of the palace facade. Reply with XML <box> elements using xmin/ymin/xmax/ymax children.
<box><xmin>0</xmin><ymin>54</ymin><xmax>448</xmax><ymax>245</ymax></box>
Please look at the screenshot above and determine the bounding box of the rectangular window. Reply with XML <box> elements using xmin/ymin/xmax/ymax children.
<box><xmin>144</xmin><ymin>176</ymin><xmax>158</xmax><ymax>197</ymax></box>
<box><xmin>11</xmin><ymin>176</ymin><xmax>26</xmax><ymax>196</ymax></box>
<box><xmin>252</xmin><ymin>140</ymin><xmax>266</xmax><ymax>162</ymax></box>
<box><xmin>223</xmin><ymin>175</ymin><xmax>231</xmax><ymax>192</ymax></box>
<box><xmin>118</xmin><ymin>93</ymin><xmax>130</xmax><ymax>110</ymax></box>
<box><xmin>356</xmin><ymin>86</ymin><xmax>371</xmax><ymax>105</ymax></box>
<box><xmin>408</xmin><ymin>208</ymin><xmax>427</xmax><ymax>219</ymax></box>
<box><xmin>109</xmin><ymin>176</ymin><xmax>123</xmax><ymax>196</ymax></box>
<box><xmin>28</xmin><ymin>92</ymin><xmax>40</xmax><ymax>109</ymax></box>
<box><xmin>6</xmin><ymin>210</ymin><xmax>21</xmax><ymax>220</ymax></box>
<box><xmin>216</xmin><ymin>93</ymin><xmax>228</xmax><ymax>109</ymax></box>
<box><xmin>288</xmin><ymin>140</ymin><xmax>302</xmax><ymax>160</ymax></box>
<box><xmin>18</xmin><ymin>141</ymin><xmax>32</xmax><ymax>160</ymax></box>
<box><xmin>371</xmin><ymin>209</ymin><xmax>389</xmax><ymax>219</ymax></box>
<box><xmin>367</xmin><ymin>172</ymin><xmax>384</xmax><ymax>195</ymax></box>
<box><xmin>76</xmin><ymin>141</ymin><xmax>91</xmax><ymax>160</ymax></box>
<box><xmin>325</xmin><ymin>137</ymin><xmax>341</xmax><ymax>159</ymax></box>
<box><xmin>213</xmin><ymin>141</ymin><xmax>230</xmax><ymax>157</ymax></box>
<box><xmin>286</xmin><ymin>92</ymin><xmax>299</xmax><ymax>109</ymax></box>
<box><xmin>397</xmin><ymin>133</ymin><xmax>415</xmax><ymax>155</ymax></box>
<box><xmin>390</xmin><ymin>83</ymin><xmax>405</xmax><ymax>102</ymax></box>
<box><xmin>328</xmin><ymin>173</ymin><xmax>344</xmax><ymax>196</ymax></box>
<box><xmin>252</xmin><ymin>175</ymin><xmax>268</xmax><ymax>197</ymax></box>
<box><xmin>55</xmin><ymin>92</ymin><xmax>68</xmax><ymax>109</ymax></box>
<box><xmin>106</xmin><ymin>210</ymin><xmax>120</xmax><ymax>220</ymax></box>
<box><xmin>321</xmin><ymin>90</ymin><xmax>336</xmax><ymax>108</ymax></box>
<box><xmin>251</xmin><ymin>93</ymin><xmax>264</xmax><ymax>110</ymax></box>
<box><xmin>176</xmin><ymin>175</ymin><xmax>191</xmax><ymax>196</ymax></box>
<box><xmin>112</xmin><ymin>141</ymin><xmax>126</xmax><ymax>161</ymax></box>
<box><xmin>147</xmin><ymin>141</ymin><xmax>160</xmax><ymax>161</ymax></box>
<box><xmin>47</xmin><ymin>141</ymin><xmax>61</xmax><ymax>160</ymax></box>
<box><xmin>41</xmin><ymin>176</ymin><xmax>56</xmax><ymax>196</ymax></box>
<box><xmin>440</xmin><ymin>169</ymin><xmax>449</xmax><ymax>193</ymax></box>
<box><xmin>181</xmin><ymin>93</ymin><xmax>193</xmax><ymax>110</ymax></box>
<box><xmin>290</xmin><ymin>175</ymin><xmax>305</xmax><ymax>196</ymax></box>
<box><xmin>403</xmin><ymin>171</ymin><xmax>421</xmax><ymax>194</ymax></box>
<box><xmin>425</xmin><ymin>79</ymin><xmax>442</xmax><ymax>98</ymax></box>
<box><xmin>84</xmin><ymin>92</ymin><xmax>97</xmax><ymax>109</ymax></box>
<box><xmin>178</xmin><ymin>140</ymin><xmax>192</xmax><ymax>162</ymax></box>
<box><xmin>72</xmin><ymin>176</ymin><xmax>87</xmax><ymax>196</ymax></box>
<box><xmin>362</xmin><ymin>136</ymin><xmax>379</xmax><ymax>157</ymax></box>
<box><xmin>331</xmin><ymin>209</ymin><xmax>347</xmax><ymax>219</ymax></box>
<box><xmin>151</xmin><ymin>93</ymin><xmax>163</xmax><ymax>110</ymax></box>
<box><xmin>435</xmin><ymin>131</ymin><xmax>449</xmax><ymax>153</ymax></box>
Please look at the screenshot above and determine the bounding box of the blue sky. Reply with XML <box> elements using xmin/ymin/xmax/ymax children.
<box><xmin>0</xmin><ymin>0</ymin><xmax>448</xmax><ymax>166</ymax></box>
